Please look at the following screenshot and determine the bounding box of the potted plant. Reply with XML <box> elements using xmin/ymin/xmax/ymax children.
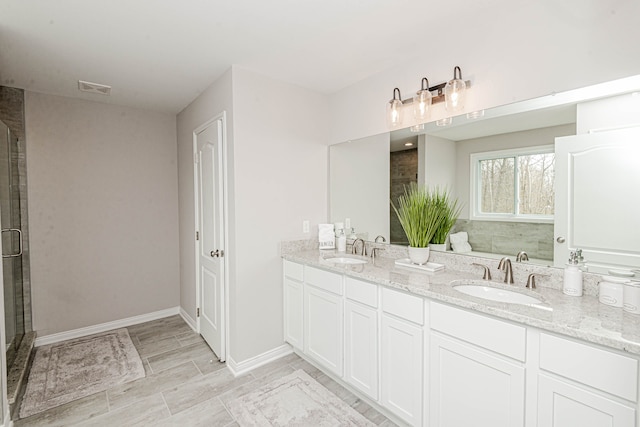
<box><xmin>429</xmin><ymin>187</ymin><xmax>462</xmax><ymax>252</ymax></box>
<box><xmin>391</xmin><ymin>183</ymin><xmax>445</xmax><ymax>264</ymax></box>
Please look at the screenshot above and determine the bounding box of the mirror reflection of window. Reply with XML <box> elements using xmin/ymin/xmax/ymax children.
<box><xmin>473</xmin><ymin>146</ymin><xmax>554</xmax><ymax>221</ymax></box>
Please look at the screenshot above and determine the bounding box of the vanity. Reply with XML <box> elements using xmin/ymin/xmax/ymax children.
<box><xmin>281</xmin><ymin>245</ymin><xmax>640</xmax><ymax>427</ymax></box>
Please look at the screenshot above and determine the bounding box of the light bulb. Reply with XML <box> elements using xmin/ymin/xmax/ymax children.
<box><xmin>445</xmin><ymin>66</ymin><xmax>467</xmax><ymax>112</ymax></box>
<box><xmin>386</xmin><ymin>88</ymin><xmax>404</xmax><ymax>129</ymax></box>
<box><xmin>413</xmin><ymin>78</ymin><xmax>432</xmax><ymax>123</ymax></box>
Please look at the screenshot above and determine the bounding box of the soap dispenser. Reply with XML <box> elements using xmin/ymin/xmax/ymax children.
<box><xmin>563</xmin><ymin>250</ymin><xmax>583</xmax><ymax>296</ymax></box>
<box><xmin>336</xmin><ymin>228</ymin><xmax>347</xmax><ymax>252</ymax></box>
<box><xmin>348</xmin><ymin>227</ymin><xmax>357</xmax><ymax>240</ymax></box>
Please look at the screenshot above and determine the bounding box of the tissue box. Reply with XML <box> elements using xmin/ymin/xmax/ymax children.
<box><xmin>318</xmin><ymin>224</ymin><xmax>335</xmax><ymax>249</ymax></box>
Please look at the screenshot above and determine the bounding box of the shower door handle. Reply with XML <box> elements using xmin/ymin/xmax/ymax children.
<box><xmin>1</xmin><ymin>228</ymin><xmax>23</xmax><ymax>258</ymax></box>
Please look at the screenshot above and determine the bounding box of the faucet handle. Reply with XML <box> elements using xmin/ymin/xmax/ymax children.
<box><xmin>472</xmin><ymin>263</ymin><xmax>492</xmax><ymax>280</ymax></box>
<box><xmin>526</xmin><ymin>273</ymin><xmax>548</xmax><ymax>289</ymax></box>
<box><xmin>371</xmin><ymin>247</ymin><xmax>385</xmax><ymax>259</ymax></box>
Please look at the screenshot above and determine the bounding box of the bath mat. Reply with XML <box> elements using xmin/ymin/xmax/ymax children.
<box><xmin>19</xmin><ymin>328</ymin><xmax>145</xmax><ymax>418</ymax></box>
<box><xmin>227</xmin><ymin>369</ymin><xmax>375</xmax><ymax>426</ymax></box>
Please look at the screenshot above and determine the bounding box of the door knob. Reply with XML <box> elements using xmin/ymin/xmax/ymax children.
<box><xmin>210</xmin><ymin>249</ymin><xmax>223</xmax><ymax>258</ymax></box>
<box><xmin>556</xmin><ymin>237</ymin><xmax>566</xmax><ymax>243</ymax></box>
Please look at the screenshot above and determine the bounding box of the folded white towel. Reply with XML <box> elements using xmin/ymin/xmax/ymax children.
<box><xmin>449</xmin><ymin>231</ymin><xmax>472</xmax><ymax>253</ymax></box>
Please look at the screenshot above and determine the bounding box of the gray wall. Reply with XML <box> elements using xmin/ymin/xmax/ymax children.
<box><xmin>25</xmin><ymin>92</ymin><xmax>180</xmax><ymax>336</ymax></box>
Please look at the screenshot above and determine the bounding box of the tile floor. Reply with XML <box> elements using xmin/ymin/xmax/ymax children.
<box><xmin>15</xmin><ymin>315</ymin><xmax>396</xmax><ymax>426</ymax></box>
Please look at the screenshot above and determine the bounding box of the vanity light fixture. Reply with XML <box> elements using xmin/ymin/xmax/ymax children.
<box><xmin>386</xmin><ymin>66</ymin><xmax>471</xmax><ymax>129</ymax></box>
<box><xmin>404</xmin><ymin>142</ymin><xmax>414</xmax><ymax>147</ymax></box>
<box><xmin>436</xmin><ymin>117</ymin><xmax>453</xmax><ymax>127</ymax></box>
<box><xmin>467</xmin><ymin>109</ymin><xmax>485</xmax><ymax>119</ymax></box>
<box><xmin>444</xmin><ymin>66</ymin><xmax>467</xmax><ymax>112</ymax></box>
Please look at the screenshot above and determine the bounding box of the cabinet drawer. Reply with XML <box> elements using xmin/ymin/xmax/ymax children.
<box><xmin>283</xmin><ymin>260</ymin><xmax>303</xmax><ymax>281</ymax></box>
<box><xmin>382</xmin><ymin>288</ymin><xmax>423</xmax><ymax>325</ymax></box>
<box><xmin>430</xmin><ymin>303</ymin><xmax>526</xmax><ymax>362</ymax></box>
<box><xmin>345</xmin><ymin>277</ymin><xmax>378</xmax><ymax>308</ymax></box>
<box><xmin>539</xmin><ymin>333</ymin><xmax>638</xmax><ymax>402</ymax></box>
<box><xmin>305</xmin><ymin>266</ymin><xmax>343</xmax><ymax>295</ymax></box>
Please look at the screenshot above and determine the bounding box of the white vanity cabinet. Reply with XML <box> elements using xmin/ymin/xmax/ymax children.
<box><xmin>429</xmin><ymin>302</ymin><xmax>527</xmax><ymax>427</ymax></box>
<box><xmin>303</xmin><ymin>266</ymin><xmax>344</xmax><ymax>376</ymax></box>
<box><xmin>344</xmin><ymin>277</ymin><xmax>379</xmax><ymax>400</ymax></box>
<box><xmin>283</xmin><ymin>260</ymin><xmax>304</xmax><ymax>350</ymax></box>
<box><xmin>536</xmin><ymin>333</ymin><xmax>638</xmax><ymax>427</ymax></box>
<box><xmin>380</xmin><ymin>288</ymin><xmax>424</xmax><ymax>427</ymax></box>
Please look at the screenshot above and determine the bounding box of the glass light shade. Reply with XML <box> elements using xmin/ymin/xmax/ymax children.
<box><xmin>386</xmin><ymin>98</ymin><xmax>403</xmax><ymax>128</ymax></box>
<box><xmin>444</xmin><ymin>78</ymin><xmax>467</xmax><ymax>112</ymax></box>
<box><xmin>413</xmin><ymin>89</ymin><xmax>432</xmax><ymax>123</ymax></box>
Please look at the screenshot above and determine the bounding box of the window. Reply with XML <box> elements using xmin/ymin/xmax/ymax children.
<box><xmin>471</xmin><ymin>146</ymin><xmax>554</xmax><ymax>222</ymax></box>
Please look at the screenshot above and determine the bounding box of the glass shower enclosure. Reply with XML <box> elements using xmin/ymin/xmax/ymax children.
<box><xmin>0</xmin><ymin>119</ymin><xmax>25</xmax><ymax>370</ymax></box>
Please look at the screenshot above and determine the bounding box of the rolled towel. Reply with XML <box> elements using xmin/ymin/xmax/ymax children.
<box><xmin>450</xmin><ymin>231</ymin><xmax>472</xmax><ymax>253</ymax></box>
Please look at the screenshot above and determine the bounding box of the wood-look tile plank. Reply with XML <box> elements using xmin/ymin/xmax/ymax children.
<box><xmin>162</xmin><ymin>369</ymin><xmax>255</xmax><ymax>415</ymax></box>
<box><xmin>134</xmin><ymin>335</ymin><xmax>181</xmax><ymax>358</ymax></box>
<box><xmin>175</xmin><ymin>331</ymin><xmax>204</xmax><ymax>347</ymax></box>
<box><xmin>147</xmin><ymin>341</ymin><xmax>215</xmax><ymax>373</ymax></box>
<box><xmin>217</xmin><ymin>365</ymin><xmax>294</xmax><ymax>407</ymax></box>
<box><xmin>14</xmin><ymin>392</ymin><xmax>108</xmax><ymax>427</ymax></box>
<box><xmin>192</xmin><ymin>353</ymin><xmax>226</xmax><ymax>376</ymax></box>
<box><xmin>77</xmin><ymin>394</ymin><xmax>170</xmax><ymax>427</ymax></box>
<box><xmin>155</xmin><ymin>397</ymin><xmax>233</xmax><ymax>427</ymax></box>
<box><xmin>107</xmin><ymin>361</ymin><xmax>201</xmax><ymax>410</ymax></box>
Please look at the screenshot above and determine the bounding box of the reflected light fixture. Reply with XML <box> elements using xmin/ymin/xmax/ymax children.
<box><xmin>386</xmin><ymin>88</ymin><xmax>404</xmax><ymax>129</ymax></box>
<box><xmin>413</xmin><ymin>78</ymin><xmax>433</xmax><ymax>123</ymax></box>
<box><xmin>386</xmin><ymin>67</ymin><xmax>471</xmax><ymax>129</ymax></box>
<box><xmin>444</xmin><ymin>66</ymin><xmax>467</xmax><ymax>112</ymax></box>
<box><xmin>436</xmin><ymin>117</ymin><xmax>453</xmax><ymax>127</ymax></box>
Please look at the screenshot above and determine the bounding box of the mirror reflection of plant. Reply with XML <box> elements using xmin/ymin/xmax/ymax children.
<box><xmin>431</xmin><ymin>187</ymin><xmax>463</xmax><ymax>245</ymax></box>
<box><xmin>391</xmin><ymin>183</ymin><xmax>446</xmax><ymax>248</ymax></box>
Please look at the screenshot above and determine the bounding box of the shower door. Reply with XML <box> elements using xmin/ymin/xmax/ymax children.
<box><xmin>0</xmin><ymin>119</ymin><xmax>25</xmax><ymax>368</ymax></box>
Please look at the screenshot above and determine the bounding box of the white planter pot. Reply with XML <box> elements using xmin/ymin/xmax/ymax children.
<box><xmin>408</xmin><ymin>246</ymin><xmax>430</xmax><ymax>265</ymax></box>
<box><xmin>429</xmin><ymin>243</ymin><xmax>447</xmax><ymax>252</ymax></box>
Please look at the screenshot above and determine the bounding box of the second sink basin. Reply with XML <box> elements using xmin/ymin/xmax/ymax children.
<box><xmin>324</xmin><ymin>256</ymin><xmax>368</xmax><ymax>265</ymax></box>
<box><xmin>451</xmin><ymin>280</ymin><xmax>542</xmax><ymax>305</ymax></box>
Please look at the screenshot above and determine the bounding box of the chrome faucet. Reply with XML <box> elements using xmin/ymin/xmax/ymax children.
<box><xmin>516</xmin><ymin>251</ymin><xmax>529</xmax><ymax>262</ymax></box>
<box><xmin>374</xmin><ymin>235</ymin><xmax>387</xmax><ymax>243</ymax></box>
<box><xmin>472</xmin><ymin>263</ymin><xmax>492</xmax><ymax>280</ymax></box>
<box><xmin>351</xmin><ymin>238</ymin><xmax>366</xmax><ymax>256</ymax></box>
<box><xmin>498</xmin><ymin>257</ymin><xmax>514</xmax><ymax>284</ymax></box>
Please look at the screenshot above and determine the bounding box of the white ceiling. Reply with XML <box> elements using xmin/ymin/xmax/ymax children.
<box><xmin>0</xmin><ymin>1</ymin><xmax>622</xmax><ymax>114</ymax></box>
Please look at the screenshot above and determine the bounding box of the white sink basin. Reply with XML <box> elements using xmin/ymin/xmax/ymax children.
<box><xmin>324</xmin><ymin>256</ymin><xmax>368</xmax><ymax>265</ymax></box>
<box><xmin>451</xmin><ymin>280</ymin><xmax>542</xmax><ymax>305</ymax></box>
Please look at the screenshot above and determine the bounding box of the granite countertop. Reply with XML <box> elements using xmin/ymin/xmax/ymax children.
<box><xmin>282</xmin><ymin>248</ymin><xmax>640</xmax><ymax>356</ymax></box>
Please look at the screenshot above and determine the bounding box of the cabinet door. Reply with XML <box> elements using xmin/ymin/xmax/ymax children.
<box><xmin>430</xmin><ymin>333</ymin><xmax>525</xmax><ymax>427</ymax></box>
<box><xmin>283</xmin><ymin>277</ymin><xmax>303</xmax><ymax>350</ymax></box>
<box><xmin>344</xmin><ymin>300</ymin><xmax>378</xmax><ymax>400</ymax></box>
<box><xmin>537</xmin><ymin>374</ymin><xmax>636</xmax><ymax>427</ymax></box>
<box><xmin>304</xmin><ymin>285</ymin><xmax>343</xmax><ymax>376</ymax></box>
<box><xmin>380</xmin><ymin>314</ymin><xmax>423</xmax><ymax>426</ymax></box>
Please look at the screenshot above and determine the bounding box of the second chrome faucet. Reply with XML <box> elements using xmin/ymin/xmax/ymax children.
<box><xmin>498</xmin><ymin>257</ymin><xmax>514</xmax><ymax>284</ymax></box>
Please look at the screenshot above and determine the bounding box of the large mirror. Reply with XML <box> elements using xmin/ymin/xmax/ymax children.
<box><xmin>329</xmin><ymin>75</ymin><xmax>640</xmax><ymax>274</ymax></box>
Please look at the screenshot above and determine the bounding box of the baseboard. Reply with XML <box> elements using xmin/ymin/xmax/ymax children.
<box><xmin>226</xmin><ymin>344</ymin><xmax>293</xmax><ymax>377</ymax></box>
<box><xmin>34</xmin><ymin>306</ymin><xmax>181</xmax><ymax>347</ymax></box>
<box><xmin>179</xmin><ymin>307</ymin><xmax>197</xmax><ymax>332</ymax></box>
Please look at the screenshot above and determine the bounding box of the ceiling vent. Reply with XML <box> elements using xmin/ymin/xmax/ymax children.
<box><xmin>78</xmin><ymin>80</ymin><xmax>111</xmax><ymax>96</ymax></box>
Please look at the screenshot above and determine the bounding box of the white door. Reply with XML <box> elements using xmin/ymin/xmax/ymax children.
<box><xmin>344</xmin><ymin>299</ymin><xmax>378</xmax><ymax>400</ymax></box>
<box><xmin>429</xmin><ymin>333</ymin><xmax>525</xmax><ymax>427</ymax></box>
<box><xmin>554</xmin><ymin>127</ymin><xmax>640</xmax><ymax>269</ymax></box>
<box><xmin>537</xmin><ymin>374</ymin><xmax>635</xmax><ymax>427</ymax></box>
<box><xmin>304</xmin><ymin>284</ymin><xmax>343</xmax><ymax>376</ymax></box>
<box><xmin>380</xmin><ymin>314</ymin><xmax>423</xmax><ymax>427</ymax></box>
<box><xmin>195</xmin><ymin>117</ymin><xmax>225</xmax><ymax>361</ymax></box>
